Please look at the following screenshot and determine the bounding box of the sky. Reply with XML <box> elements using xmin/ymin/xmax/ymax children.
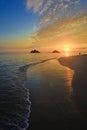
<box><xmin>0</xmin><ymin>0</ymin><xmax>87</xmax><ymax>52</ymax></box>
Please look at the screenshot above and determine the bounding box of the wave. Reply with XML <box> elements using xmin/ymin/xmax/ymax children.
<box><xmin>17</xmin><ymin>57</ymin><xmax>57</xmax><ymax>129</ymax></box>
<box><xmin>0</xmin><ymin>65</ymin><xmax>31</xmax><ymax>130</ymax></box>
<box><xmin>0</xmin><ymin>57</ymin><xmax>57</xmax><ymax>130</ymax></box>
<box><xmin>19</xmin><ymin>57</ymin><xmax>57</xmax><ymax>72</ymax></box>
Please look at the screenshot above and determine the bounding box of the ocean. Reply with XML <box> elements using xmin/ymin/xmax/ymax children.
<box><xmin>0</xmin><ymin>53</ymin><xmax>61</xmax><ymax>129</ymax></box>
<box><xmin>0</xmin><ymin>52</ymin><xmax>87</xmax><ymax>130</ymax></box>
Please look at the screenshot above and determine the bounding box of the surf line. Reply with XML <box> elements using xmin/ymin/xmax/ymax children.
<box><xmin>19</xmin><ymin>57</ymin><xmax>57</xmax><ymax>72</ymax></box>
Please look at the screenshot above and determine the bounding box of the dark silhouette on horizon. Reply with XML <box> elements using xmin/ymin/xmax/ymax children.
<box><xmin>52</xmin><ymin>50</ymin><xmax>60</xmax><ymax>53</ymax></box>
<box><xmin>30</xmin><ymin>49</ymin><xmax>40</xmax><ymax>53</ymax></box>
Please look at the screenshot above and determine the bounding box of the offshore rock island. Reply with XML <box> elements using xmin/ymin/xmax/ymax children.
<box><xmin>52</xmin><ymin>50</ymin><xmax>60</xmax><ymax>53</ymax></box>
<box><xmin>30</xmin><ymin>49</ymin><xmax>40</xmax><ymax>53</ymax></box>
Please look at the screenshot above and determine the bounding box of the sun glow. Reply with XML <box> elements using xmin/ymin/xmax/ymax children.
<box><xmin>65</xmin><ymin>47</ymin><xmax>70</xmax><ymax>52</ymax></box>
<box><xmin>65</xmin><ymin>46</ymin><xmax>70</xmax><ymax>56</ymax></box>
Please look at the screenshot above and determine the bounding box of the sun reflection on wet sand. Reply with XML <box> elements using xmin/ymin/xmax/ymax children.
<box><xmin>66</xmin><ymin>67</ymin><xmax>74</xmax><ymax>95</ymax></box>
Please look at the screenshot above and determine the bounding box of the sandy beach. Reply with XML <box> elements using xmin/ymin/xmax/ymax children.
<box><xmin>26</xmin><ymin>57</ymin><xmax>87</xmax><ymax>130</ymax></box>
<box><xmin>59</xmin><ymin>54</ymin><xmax>87</xmax><ymax>114</ymax></box>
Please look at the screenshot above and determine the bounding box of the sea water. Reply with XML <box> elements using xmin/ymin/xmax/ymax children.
<box><xmin>0</xmin><ymin>53</ymin><xmax>64</xmax><ymax>130</ymax></box>
<box><xmin>0</xmin><ymin>51</ymin><xmax>87</xmax><ymax>130</ymax></box>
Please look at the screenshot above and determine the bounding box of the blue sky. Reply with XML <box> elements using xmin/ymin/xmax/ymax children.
<box><xmin>0</xmin><ymin>0</ymin><xmax>38</xmax><ymax>40</ymax></box>
<box><xmin>0</xmin><ymin>0</ymin><xmax>87</xmax><ymax>52</ymax></box>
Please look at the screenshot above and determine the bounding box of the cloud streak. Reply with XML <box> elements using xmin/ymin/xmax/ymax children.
<box><xmin>26</xmin><ymin>0</ymin><xmax>80</xmax><ymax>25</ymax></box>
<box><xmin>28</xmin><ymin>11</ymin><xmax>87</xmax><ymax>49</ymax></box>
<box><xmin>26</xmin><ymin>0</ymin><xmax>87</xmax><ymax>49</ymax></box>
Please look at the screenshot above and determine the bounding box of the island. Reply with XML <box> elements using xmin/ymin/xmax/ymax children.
<box><xmin>30</xmin><ymin>49</ymin><xmax>40</xmax><ymax>53</ymax></box>
<box><xmin>52</xmin><ymin>50</ymin><xmax>60</xmax><ymax>53</ymax></box>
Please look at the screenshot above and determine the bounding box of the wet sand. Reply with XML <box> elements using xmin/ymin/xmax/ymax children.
<box><xmin>26</xmin><ymin>58</ymin><xmax>87</xmax><ymax>130</ymax></box>
<box><xmin>59</xmin><ymin>54</ymin><xmax>87</xmax><ymax>126</ymax></box>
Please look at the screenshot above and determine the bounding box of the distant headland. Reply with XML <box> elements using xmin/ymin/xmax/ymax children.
<box><xmin>30</xmin><ymin>49</ymin><xmax>40</xmax><ymax>53</ymax></box>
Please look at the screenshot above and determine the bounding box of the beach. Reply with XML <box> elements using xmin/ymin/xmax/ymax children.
<box><xmin>59</xmin><ymin>54</ymin><xmax>87</xmax><ymax>115</ymax></box>
<box><xmin>1</xmin><ymin>0</ymin><xmax>87</xmax><ymax>129</ymax></box>
<box><xmin>26</xmin><ymin>56</ymin><xmax>87</xmax><ymax>130</ymax></box>
<box><xmin>0</xmin><ymin>53</ymin><xmax>87</xmax><ymax>129</ymax></box>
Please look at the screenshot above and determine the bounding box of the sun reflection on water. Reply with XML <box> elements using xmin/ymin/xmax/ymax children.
<box><xmin>66</xmin><ymin>52</ymin><xmax>69</xmax><ymax>57</ymax></box>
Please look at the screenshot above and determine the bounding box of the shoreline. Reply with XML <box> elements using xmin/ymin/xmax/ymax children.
<box><xmin>58</xmin><ymin>54</ymin><xmax>87</xmax><ymax>70</ymax></box>
<box><xmin>26</xmin><ymin>58</ymin><xmax>87</xmax><ymax>130</ymax></box>
<box><xmin>59</xmin><ymin>54</ymin><xmax>87</xmax><ymax>119</ymax></box>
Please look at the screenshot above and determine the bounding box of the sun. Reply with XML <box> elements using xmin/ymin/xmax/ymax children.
<box><xmin>65</xmin><ymin>47</ymin><xmax>70</xmax><ymax>52</ymax></box>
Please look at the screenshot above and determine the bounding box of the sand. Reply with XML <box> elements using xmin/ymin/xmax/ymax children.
<box><xmin>26</xmin><ymin>57</ymin><xmax>87</xmax><ymax>130</ymax></box>
<box><xmin>59</xmin><ymin>54</ymin><xmax>87</xmax><ymax>117</ymax></box>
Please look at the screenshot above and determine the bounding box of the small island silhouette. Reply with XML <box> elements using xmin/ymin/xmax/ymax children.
<box><xmin>30</xmin><ymin>49</ymin><xmax>40</xmax><ymax>53</ymax></box>
<box><xmin>52</xmin><ymin>50</ymin><xmax>60</xmax><ymax>53</ymax></box>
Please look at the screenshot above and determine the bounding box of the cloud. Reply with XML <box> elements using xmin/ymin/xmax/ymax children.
<box><xmin>28</xmin><ymin>10</ymin><xmax>87</xmax><ymax>49</ymax></box>
<box><xmin>26</xmin><ymin>0</ymin><xmax>80</xmax><ymax>24</ymax></box>
<box><xmin>27</xmin><ymin>0</ymin><xmax>87</xmax><ymax>49</ymax></box>
<box><xmin>26</xmin><ymin>0</ymin><xmax>44</xmax><ymax>12</ymax></box>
